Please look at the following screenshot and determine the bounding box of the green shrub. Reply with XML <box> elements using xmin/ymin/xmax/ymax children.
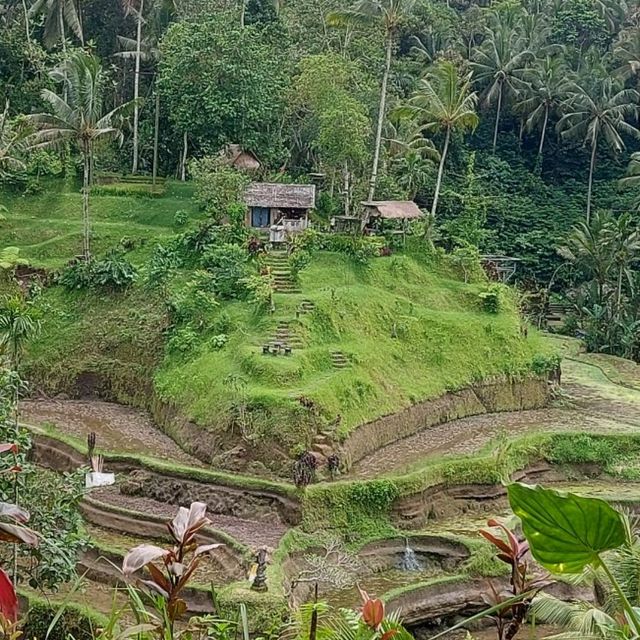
<box><xmin>288</xmin><ymin>249</ymin><xmax>312</xmax><ymax>279</ymax></box>
<box><xmin>202</xmin><ymin>244</ymin><xmax>251</xmax><ymax>299</ymax></box>
<box><xmin>210</xmin><ymin>333</ymin><xmax>229</xmax><ymax>350</ymax></box>
<box><xmin>90</xmin><ymin>251</ymin><xmax>138</xmax><ymax>289</ymax></box>
<box><xmin>173</xmin><ymin>209</ymin><xmax>189</xmax><ymax>227</ymax></box>
<box><xmin>57</xmin><ymin>251</ymin><xmax>138</xmax><ymax>291</ymax></box>
<box><xmin>22</xmin><ymin>601</ymin><xmax>107</xmax><ymax>640</ymax></box>
<box><xmin>167</xmin><ymin>325</ymin><xmax>200</xmax><ymax>354</ymax></box>
<box><xmin>478</xmin><ymin>283</ymin><xmax>504</xmax><ymax>313</ymax></box>
<box><xmin>317</xmin><ymin>233</ymin><xmax>384</xmax><ymax>264</ymax></box>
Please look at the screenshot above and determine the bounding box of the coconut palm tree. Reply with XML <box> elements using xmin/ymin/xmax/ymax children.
<box><xmin>29</xmin><ymin>0</ymin><xmax>83</xmax><ymax>50</ymax></box>
<box><xmin>614</xmin><ymin>27</ymin><xmax>640</xmax><ymax>82</ymax></box>
<box><xmin>471</xmin><ymin>17</ymin><xmax>534</xmax><ymax>152</ymax></box>
<box><xmin>515</xmin><ymin>55</ymin><xmax>570</xmax><ymax>156</ymax></box>
<box><xmin>558</xmin><ymin>73</ymin><xmax>640</xmax><ymax>223</ymax></box>
<box><xmin>327</xmin><ymin>0</ymin><xmax>416</xmax><ymax>202</ymax></box>
<box><xmin>0</xmin><ymin>102</ymin><xmax>28</xmax><ymax>180</ymax></box>
<box><xmin>401</xmin><ymin>60</ymin><xmax>478</xmax><ymax>218</ymax></box>
<box><xmin>121</xmin><ymin>0</ymin><xmax>145</xmax><ymax>175</ymax></box>
<box><xmin>117</xmin><ymin>0</ymin><xmax>177</xmax><ymax>184</ymax></box>
<box><xmin>0</xmin><ymin>296</ymin><xmax>41</xmax><ymax>372</ymax></box>
<box><xmin>27</xmin><ymin>52</ymin><xmax>133</xmax><ymax>260</ymax></box>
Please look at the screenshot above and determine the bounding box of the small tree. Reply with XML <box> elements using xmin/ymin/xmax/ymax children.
<box><xmin>28</xmin><ymin>52</ymin><xmax>133</xmax><ymax>260</ymax></box>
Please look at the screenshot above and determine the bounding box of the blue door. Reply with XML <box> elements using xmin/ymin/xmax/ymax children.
<box><xmin>251</xmin><ymin>207</ymin><xmax>270</xmax><ymax>227</ymax></box>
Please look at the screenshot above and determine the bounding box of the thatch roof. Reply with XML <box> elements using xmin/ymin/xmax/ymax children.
<box><xmin>245</xmin><ymin>183</ymin><xmax>316</xmax><ymax>209</ymax></box>
<box><xmin>220</xmin><ymin>144</ymin><xmax>261</xmax><ymax>172</ymax></box>
<box><xmin>362</xmin><ymin>200</ymin><xmax>423</xmax><ymax>220</ymax></box>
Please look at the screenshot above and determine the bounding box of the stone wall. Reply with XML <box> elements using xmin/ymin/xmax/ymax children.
<box><xmin>340</xmin><ymin>374</ymin><xmax>550</xmax><ymax>468</ymax></box>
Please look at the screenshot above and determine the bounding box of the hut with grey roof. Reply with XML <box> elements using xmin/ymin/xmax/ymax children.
<box><xmin>244</xmin><ymin>183</ymin><xmax>316</xmax><ymax>243</ymax></box>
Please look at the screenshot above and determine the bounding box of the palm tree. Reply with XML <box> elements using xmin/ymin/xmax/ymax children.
<box><xmin>0</xmin><ymin>296</ymin><xmax>41</xmax><ymax>371</ymax></box>
<box><xmin>0</xmin><ymin>102</ymin><xmax>28</xmax><ymax>179</ymax></box>
<box><xmin>117</xmin><ymin>0</ymin><xmax>177</xmax><ymax>184</ymax></box>
<box><xmin>614</xmin><ymin>27</ymin><xmax>640</xmax><ymax>82</ymax></box>
<box><xmin>558</xmin><ymin>74</ymin><xmax>640</xmax><ymax>223</ymax></box>
<box><xmin>471</xmin><ymin>17</ymin><xmax>534</xmax><ymax>152</ymax></box>
<box><xmin>29</xmin><ymin>0</ymin><xmax>83</xmax><ymax>50</ymax></box>
<box><xmin>401</xmin><ymin>61</ymin><xmax>478</xmax><ymax>217</ymax></box>
<box><xmin>515</xmin><ymin>56</ymin><xmax>570</xmax><ymax>156</ymax></box>
<box><xmin>27</xmin><ymin>52</ymin><xmax>133</xmax><ymax>260</ymax></box>
<box><xmin>121</xmin><ymin>0</ymin><xmax>147</xmax><ymax>175</ymax></box>
<box><xmin>327</xmin><ymin>0</ymin><xmax>416</xmax><ymax>202</ymax></box>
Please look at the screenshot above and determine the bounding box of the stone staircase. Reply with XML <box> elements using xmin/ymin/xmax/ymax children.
<box><xmin>331</xmin><ymin>351</ymin><xmax>350</xmax><ymax>369</ymax></box>
<box><xmin>310</xmin><ymin>430</ymin><xmax>337</xmax><ymax>465</ymax></box>
<box><xmin>264</xmin><ymin>251</ymin><xmax>300</xmax><ymax>294</ymax></box>
<box><xmin>297</xmin><ymin>299</ymin><xmax>315</xmax><ymax>316</ymax></box>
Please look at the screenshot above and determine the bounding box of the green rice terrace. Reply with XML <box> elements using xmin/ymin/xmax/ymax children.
<box><xmin>6</xmin><ymin>2</ymin><xmax>640</xmax><ymax>636</ymax></box>
<box><xmin>3</xmin><ymin>179</ymin><xmax>640</xmax><ymax>639</ymax></box>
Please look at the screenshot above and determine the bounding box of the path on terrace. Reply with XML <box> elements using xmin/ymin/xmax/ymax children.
<box><xmin>350</xmin><ymin>340</ymin><xmax>640</xmax><ymax>479</ymax></box>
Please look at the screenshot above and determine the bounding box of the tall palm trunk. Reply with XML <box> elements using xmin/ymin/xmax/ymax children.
<box><xmin>343</xmin><ymin>160</ymin><xmax>350</xmax><ymax>216</ymax></box>
<box><xmin>492</xmin><ymin>82</ymin><xmax>503</xmax><ymax>153</ymax></box>
<box><xmin>22</xmin><ymin>0</ymin><xmax>30</xmax><ymax>40</ymax></box>
<box><xmin>180</xmin><ymin>131</ymin><xmax>188</xmax><ymax>181</ymax></box>
<box><xmin>431</xmin><ymin>126</ymin><xmax>451</xmax><ymax>218</ymax></box>
<box><xmin>538</xmin><ymin>103</ymin><xmax>549</xmax><ymax>156</ymax></box>
<box><xmin>132</xmin><ymin>0</ymin><xmax>144</xmax><ymax>175</ymax></box>
<box><xmin>586</xmin><ymin>136</ymin><xmax>598</xmax><ymax>224</ymax></box>
<box><xmin>368</xmin><ymin>32</ymin><xmax>393</xmax><ymax>202</ymax></box>
<box><xmin>59</xmin><ymin>5</ymin><xmax>68</xmax><ymax>101</ymax></box>
<box><xmin>152</xmin><ymin>91</ymin><xmax>160</xmax><ymax>186</ymax></box>
<box><xmin>82</xmin><ymin>143</ymin><xmax>91</xmax><ymax>260</ymax></box>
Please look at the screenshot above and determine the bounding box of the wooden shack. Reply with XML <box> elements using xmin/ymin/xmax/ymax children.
<box><xmin>220</xmin><ymin>144</ymin><xmax>261</xmax><ymax>173</ymax></box>
<box><xmin>244</xmin><ymin>183</ymin><xmax>316</xmax><ymax>236</ymax></box>
<box><xmin>362</xmin><ymin>200</ymin><xmax>423</xmax><ymax>238</ymax></box>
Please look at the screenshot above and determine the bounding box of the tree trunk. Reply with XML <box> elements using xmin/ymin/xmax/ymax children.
<box><xmin>22</xmin><ymin>0</ymin><xmax>30</xmax><ymax>40</ymax></box>
<box><xmin>492</xmin><ymin>83</ymin><xmax>503</xmax><ymax>153</ymax></box>
<box><xmin>343</xmin><ymin>160</ymin><xmax>350</xmax><ymax>216</ymax></box>
<box><xmin>59</xmin><ymin>4</ymin><xmax>68</xmax><ymax>102</ymax></box>
<box><xmin>82</xmin><ymin>145</ymin><xmax>91</xmax><ymax>260</ymax></box>
<box><xmin>368</xmin><ymin>32</ymin><xmax>393</xmax><ymax>202</ymax></box>
<box><xmin>132</xmin><ymin>0</ymin><xmax>144</xmax><ymax>175</ymax></box>
<box><xmin>181</xmin><ymin>131</ymin><xmax>188</xmax><ymax>182</ymax></box>
<box><xmin>152</xmin><ymin>91</ymin><xmax>160</xmax><ymax>187</ymax></box>
<box><xmin>431</xmin><ymin>126</ymin><xmax>451</xmax><ymax>219</ymax></box>
<box><xmin>538</xmin><ymin>104</ymin><xmax>549</xmax><ymax>156</ymax></box>
<box><xmin>240</xmin><ymin>0</ymin><xmax>246</xmax><ymax>27</ymax></box>
<box><xmin>617</xmin><ymin>265</ymin><xmax>624</xmax><ymax>317</ymax></box>
<box><xmin>586</xmin><ymin>136</ymin><xmax>598</xmax><ymax>224</ymax></box>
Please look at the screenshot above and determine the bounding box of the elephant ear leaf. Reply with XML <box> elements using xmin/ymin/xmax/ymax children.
<box><xmin>507</xmin><ymin>483</ymin><xmax>628</xmax><ymax>574</ymax></box>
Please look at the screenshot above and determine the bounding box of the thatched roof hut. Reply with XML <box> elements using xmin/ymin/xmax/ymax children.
<box><xmin>220</xmin><ymin>144</ymin><xmax>261</xmax><ymax>173</ymax></box>
<box><xmin>362</xmin><ymin>200</ymin><xmax>423</xmax><ymax>220</ymax></box>
<box><xmin>245</xmin><ymin>183</ymin><xmax>316</xmax><ymax>210</ymax></box>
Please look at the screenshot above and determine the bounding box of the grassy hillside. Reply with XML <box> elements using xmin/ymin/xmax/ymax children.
<box><xmin>1</xmin><ymin>180</ymin><xmax>200</xmax><ymax>268</ymax></box>
<box><xmin>1</xmin><ymin>185</ymin><xmax>552</xmax><ymax>475</ymax></box>
<box><xmin>155</xmin><ymin>252</ymin><xmax>549</xmax><ymax>441</ymax></box>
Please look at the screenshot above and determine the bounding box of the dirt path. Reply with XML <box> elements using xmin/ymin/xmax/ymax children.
<box><xmin>21</xmin><ymin>398</ymin><xmax>202</xmax><ymax>467</ymax></box>
<box><xmin>91</xmin><ymin>487</ymin><xmax>287</xmax><ymax>549</ymax></box>
<box><xmin>350</xmin><ymin>346</ymin><xmax>640</xmax><ymax>480</ymax></box>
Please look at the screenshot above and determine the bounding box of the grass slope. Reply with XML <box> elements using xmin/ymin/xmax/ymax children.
<box><xmin>2</xmin><ymin>185</ymin><xmax>549</xmax><ymax>471</ymax></box>
<box><xmin>1</xmin><ymin>180</ymin><xmax>199</xmax><ymax>268</ymax></box>
<box><xmin>155</xmin><ymin>252</ymin><xmax>548</xmax><ymax>453</ymax></box>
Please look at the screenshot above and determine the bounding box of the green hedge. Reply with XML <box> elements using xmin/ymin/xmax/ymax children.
<box><xmin>21</xmin><ymin>598</ymin><xmax>108</xmax><ymax>640</ymax></box>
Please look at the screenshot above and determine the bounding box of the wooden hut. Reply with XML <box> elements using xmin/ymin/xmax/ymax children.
<box><xmin>361</xmin><ymin>200</ymin><xmax>423</xmax><ymax>238</ymax></box>
<box><xmin>244</xmin><ymin>183</ymin><xmax>316</xmax><ymax>238</ymax></box>
<box><xmin>220</xmin><ymin>144</ymin><xmax>261</xmax><ymax>173</ymax></box>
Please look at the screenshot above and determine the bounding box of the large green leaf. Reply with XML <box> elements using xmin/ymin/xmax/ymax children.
<box><xmin>507</xmin><ymin>483</ymin><xmax>628</xmax><ymax>574</ymax></box>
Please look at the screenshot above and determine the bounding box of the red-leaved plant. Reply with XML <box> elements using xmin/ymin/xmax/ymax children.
<box><xmin>479</xmin><ymin>519</ymin><xmax>551</xmax><ymax>640</ymax></box>
<box><xmin>122</xmin><ymin>502</ymin><xmax>222</xmax><ymax>634</ymax></box>
<box><xmin>0</xmin><ymin>443</ymin><xmax>39</xmax><ymax>628</ymax></box>
<box><xmin>358</xmin><ymin>587</ymin><xmax>399</xmax><ymax>640</ymax></box>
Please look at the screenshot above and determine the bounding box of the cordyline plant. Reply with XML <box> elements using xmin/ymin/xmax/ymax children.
<box><xmin>122</xmin><ymin>502</ymin><xmax>222</xmax><ymax>637</ymax></box>
<box><xmin>0</xmin><ymin>443</ymin><xmax>39</xmax><ymax>630</ymax></box>
<box><xmin>479</xmin><ymin>518</ymin><xmax>551</xmax><ymax>640</ymax></box>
